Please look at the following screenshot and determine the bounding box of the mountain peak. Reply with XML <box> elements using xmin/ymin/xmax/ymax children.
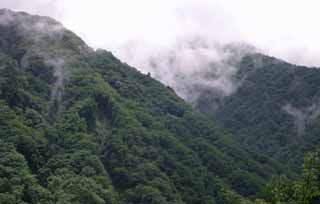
<box><xmin>0</xmin><ymin>9</ymin><xmax>92</xmax><ymax>59</ymax></box>
<box><xmin>0</xmin><ymin>8</ymin><xmax>62</xmax><ymax>31</ymax></box>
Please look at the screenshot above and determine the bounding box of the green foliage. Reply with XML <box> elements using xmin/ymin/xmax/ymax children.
<box><xmin>197</xmin><ymin>54</ymin><xmax>320</xmax><ymax>170</ymax></box>
<box><xmin>0</xmin><ymin>10</ymin><xmax>298</xmax><ymax>204</ymax></box>
<box><xmin>0</xmin><ymin>140</ymin><xmax>51</xmax><ymax>204</ymax></box>
<box><xmin>262</xmin><ymin>151</ymin><xmax>320</xmax><ymax>204</ymax></box>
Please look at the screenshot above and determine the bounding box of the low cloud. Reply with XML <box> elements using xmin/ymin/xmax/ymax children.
<box><xmin>2</xmin><ymin>0</ymin><xmax>320</xmax><ymax>101</ymax></box>
<box><xmin>2</xmin><ymin>0</ymin><xmax>320</xmax><ymax>68</ymax></box>
<box><xmin>283</xmin><ymin>103</ymin><xmax>320</xmax><ymax>136</ymax></box>
<box><xmin>118</xmin><ymin>39</ymin><xmax>254</xmax><ymax>100</ymax></box>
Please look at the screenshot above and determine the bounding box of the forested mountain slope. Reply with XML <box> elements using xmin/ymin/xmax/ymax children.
<box><xmin>196</xmin><ymin>53</ymin><xmax>320</xmax><ymax>169</ymax></box>
<box><xmin>0</xmin><ymin>9</ymin><xmax>288</xmax><ymax>204</ymax></box>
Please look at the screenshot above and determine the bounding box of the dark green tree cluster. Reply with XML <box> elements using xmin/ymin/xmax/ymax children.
<box><xmin>260</xmin><ymin>151</ymin><xmax>320</xmax><ymax>204</ymax></box>
<box><xmin>196</xmin><ymin>53</ymin><xmax>320</xmax><ymax>170</ymax></box>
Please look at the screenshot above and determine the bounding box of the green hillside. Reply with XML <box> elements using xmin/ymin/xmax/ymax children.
<box><xmin>0</xmin><ymin>9</ymin><xmax>289</xmax><ymax>204</ymax></box>
<box><xmin>196</xmin><ymin>53</ymin><xmax>320</xmax><ymax>169</ymax></box>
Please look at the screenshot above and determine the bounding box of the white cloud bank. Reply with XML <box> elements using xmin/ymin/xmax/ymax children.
<box><xmin>1</xmin><ymin>0</ymin><xmax>320</xmax><ymax>67</ymax></box>
<box><xmin>1</xmin><ymin>0</ymin><xmax>320</xmax><ymax>100</ymax></box>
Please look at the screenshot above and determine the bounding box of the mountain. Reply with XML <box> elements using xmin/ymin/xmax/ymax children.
<box><xmin>0</xmin><ymin>9</ymin><xmax>289</xmax><ymax>204</ymax></box>
<box><xmin>195</xmin><ymin>52</ymin><xmax>320</xmax><ymax>169</ymax></box>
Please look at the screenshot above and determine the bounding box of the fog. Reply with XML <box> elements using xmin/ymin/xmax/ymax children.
<box><xmin>283</xmin><ymin>103</ymin><xmax>320</xmax><ymax>136</ymax></box>
<box><xmin>2</xmin><ymin>0</ymin><xmax>319</xmax><ymax>65</ymax></box>
<box><xmin>0</xmin><ymin>9</ymin><xmax>73</xmax><ymax>110</ymax></box>
<box><xmin>1</xmin><ymin>0</ymin><xmax>320</xmax><ymax>100</ymax></box>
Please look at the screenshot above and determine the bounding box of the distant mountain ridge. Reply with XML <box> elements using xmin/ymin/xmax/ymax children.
<box><xmin>195</xmin><ymin>52</ymin><xmax>320</xmax><ymax>168</ymax></box>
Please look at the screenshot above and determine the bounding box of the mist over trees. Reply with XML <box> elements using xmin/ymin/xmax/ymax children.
<box><xmin>1</xmin><ymin>9</ymin><xmax>320</xmax><ymax>204</ymax></box>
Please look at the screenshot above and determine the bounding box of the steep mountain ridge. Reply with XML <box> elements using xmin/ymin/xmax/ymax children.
<box><xmin>196</xmin><ymin>53</ymin><xmax>320</xmax><ymax>169</ymax></box>
<box><xmin>0</xmin><ymin>9</ymin><xmax>287</xmax><ymax>204</ymax></box>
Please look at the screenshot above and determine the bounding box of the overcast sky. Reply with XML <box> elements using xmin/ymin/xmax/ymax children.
<box><xmin>1</xmin><ymin>0</ymin><xmax>320</xmax><ymax>67</ymax></box>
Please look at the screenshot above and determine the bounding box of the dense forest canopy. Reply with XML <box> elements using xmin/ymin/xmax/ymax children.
<box><xmin>0</xmin><ymin>9</ymin><xmax>319</xmax><ymax>204</ymax></box>
<box><xmin>195</xmin><ymin>54</ymin><xmax>320</xmax><ymax>170</ymax></box>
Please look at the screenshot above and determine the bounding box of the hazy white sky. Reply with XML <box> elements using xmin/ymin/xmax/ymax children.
<box><xmin>2</xmin><ymin>0</ymin><xmax>320</xmax><ymax>67</ymax></box>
